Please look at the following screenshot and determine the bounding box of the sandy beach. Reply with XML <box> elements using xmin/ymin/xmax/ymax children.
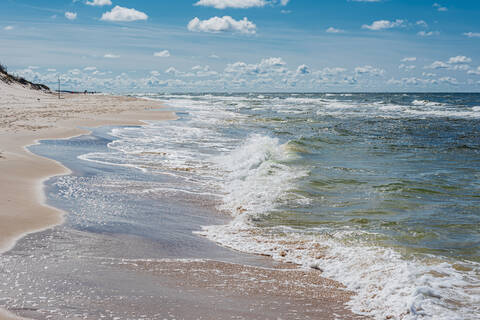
<box><xmin>0</xmin><ymin>80</ymin><xmax>176</xmax><ymax>254</ymax></box>
<box><xmin>0</xmin><ymin>81</ymin><xmax>363</xmax><ymax>319</ymax></box>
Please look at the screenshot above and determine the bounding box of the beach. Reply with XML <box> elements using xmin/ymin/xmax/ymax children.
<box><xmin>0</xmin><ymin>82</ymin><xmax>362</xmax><ymax>319</ymax></box>
<box><xmin>0</xmin><ymin>80</ymin><xmax>176</xmax><ymax>254</ymax></box>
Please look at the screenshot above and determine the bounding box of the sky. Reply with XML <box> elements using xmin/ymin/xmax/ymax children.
<box><xmin>1</xmin><ymin>0</ymin><xmax>480</xmax><ymax>92</ymax></box>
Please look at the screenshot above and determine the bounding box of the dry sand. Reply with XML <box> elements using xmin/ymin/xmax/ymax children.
<box><xmin>0</xmin><ymin>82</ymin><xmax>365</xmax><ymax>319</ymax></box>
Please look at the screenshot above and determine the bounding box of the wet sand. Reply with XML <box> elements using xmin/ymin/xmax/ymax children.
<box><xmin>0</xmin><ymin>225</ymin><xmax>363</xmax><ymax>320</ymax></box>
<box><xmin>0</xmin><ymin>82</ymin><xmax>365</xmax><ymax>319</ymax></box>
<box><xmin>0</xmin><ymin>81</ymin><xmax>176</xmax><ymax>253</ymax></box>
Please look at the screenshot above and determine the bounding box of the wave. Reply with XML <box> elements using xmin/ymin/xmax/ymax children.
<box><xmin>211</xmin><ymin>134</ymin><xmax>308</xmax><ymax>216</ymax></box>
<box><xmin>199</xmin><ymin>222</ymin><xmax>480</xmax><ymax>320</ymax></box>
<box><xmin>78</xmin><ymin>93</ymin><xmax>480</xmax><ymax>320</ymax></box>
<box><xmin>196</xmin><ymin>130</ymin><xmax>480</xmax><ymax>320</ymax></box>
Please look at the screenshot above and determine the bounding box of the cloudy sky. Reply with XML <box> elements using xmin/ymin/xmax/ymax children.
<box><xmin>1</xmin><ymin>0</ymin><xmax>480</xmax><ymax>92</ymax></box>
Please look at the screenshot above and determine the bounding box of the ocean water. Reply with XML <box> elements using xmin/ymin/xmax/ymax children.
<box><xmin>79</xmin><ymin>93</ymin><xmax>480</xmax><ymax>319</ymax></box>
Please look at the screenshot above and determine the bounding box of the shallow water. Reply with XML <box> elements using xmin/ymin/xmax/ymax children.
<box><xmin>43</xmin><ymin>93</ymin><xmax>480</xmax><ymax>319</ymax></box>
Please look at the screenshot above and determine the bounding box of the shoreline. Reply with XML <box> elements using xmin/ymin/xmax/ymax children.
<box><xmin>0</xmin><ymin>83</ymin><xmax>176</xmax><ymax>254</ymax></box>
<box><xmin>0</xmin><ymin>83</ymin><xmax>364</xmax><ymax>319</ymax></box>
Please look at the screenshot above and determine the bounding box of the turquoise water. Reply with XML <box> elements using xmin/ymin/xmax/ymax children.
<box><xmin>80</xmin><ymin>93</ymin><xmax>480</xmax><ymax>319</ymax></box>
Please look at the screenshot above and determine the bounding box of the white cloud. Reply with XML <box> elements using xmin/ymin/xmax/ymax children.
<box><xmin>296</xmin><ymin>64</ymin><xmax>310</xmax><ymax>75</ymax></box>
<box><xmin>355</xmin><ymin>65</ymin><xmax>385</xmax><ymax>76</ymax></box>
<box><xmin>3</xmin><ymin>25</ymin><xmax>14</xmax><ymax>31</ymax></box>
<box><xmin>320</xmin><ymin>67</ymin><xmax>347</xmax><ymax>76</ymax></box>
<box><xmin>260</xmin><ymin>57</ymin><xmax>286</xmax><ymax>67</ymax></box>
<box><xmin>399</xmin><ymin>64</ymin><xmax>416</xmax><ymax>71</ymax></box>
<box><xmin>433</xmin><ymin>3</ymin><xmax>447</xmax><ymax>11</ymax></box>
<box><xmin>84</xmin><ymin>66</ymin><xmax>97</xmax><ymax>71</ymax></box>
<box><xmin>154</xmin><ymin>50</ymin><xmax>170</xmax><ymax>57</ymax></box>
<box><xmin>101</xmin><ymin>6</ymin><xmax>148</xmax><ymax>22</ymax></box>
<box><xmin>448</xmin><ymin>56</ymin><xmax>472</xmax><ymax>64</ymax></box>
<box><xmin>464</xmin><ymin>32</ymin><xmax>480</xmax><ymax>38</ymax></box>
<box><xmin>47</xmin><ymin>68</ymin><xmax>57</xmax><ymax>72</ymax></box>
<box><xmin>209</xmin><ymin>54</ymin><xmax>220</xmax><ymax>59</ymax></box>
<box><xmin>104</xmin><ymin>54</ymin><xmax>120</xmax><ymax>59</ymax></box>
<box><xmin>362</xmin><ymin>19</ymin><xmax>404</xmax><ymax>31</ymax></box>
<box><xmin>417</xmin><ymin>31</ymin><xmax>439</xmax><ymax>37</ymax></box>
<box><xmin>467</xmin><ymin>66</ymin><xmax>480</xmax><ymax>76</ymax></box>
<box><xmin>425</xmin><ymin>61</ymin><xmax>449</xmax><ymax>69</ymax></box>
<box><xmin>65</xmin><ymin>12</ymin><xmax>77</xmax><ymax>20</ymax></box>
<box><xmin>192</xmin><ymin>65</ymin><xmax>218</xmax><ymax>77</ymax></box>
<box><xmin>86</xmin><ymin>0</ymin><xmax>112</xmax><ymax>6</ymax></box>
<box><xmin>401</xmin><ymin>57</ymin><xmax>417</xmax><ymax>62</ymax></box>
<box><xmin>326</xmin><ymin>27</ymin><xmax>345</xmax><ymax>33</ymax></box>
<box><xmin>194</xmin><ymin>0</ymin><xmax>267</xmax><ymax>9</ymax></box>
<box><xmin>193</xmin><ymin>0</ymin><xmax>288</xmax><ymax>9</ymax></box>
<box><xmin>225</xmin><ymin>57</ymin><xmax>287</xmax><ymax>76</ymax></box>
<box><xmin>165</xmin><ymin>67</ymin><xmax>181</xmax><ymax>76</ymax></box>
<box><xmin>425</xmin><ymin>56</ymin><xmax>471</xmax><ymax>70</ymax></box>
<box><xmin>187</xmin><ymin>16</ymin><xmax>256</xmax><ymax>34</ymax></box>
<box><xmin>438</xmin><ymin>77</ymin><xmax>458</xmax><ymax>85</ymax></box>
<box><xmin>416</xmin><ymin>20</ymin><xmax>428</xmax><ymax>28</ymax></box>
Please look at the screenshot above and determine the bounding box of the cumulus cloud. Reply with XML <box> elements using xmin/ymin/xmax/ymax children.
<box><xmin>101</xmin><ymin>6</ymin><xmax>148</xmax><ymax>22</ymax></box>
<box><xmin>425</xmin><ymin>61</ymin><xmax>449</xmax><ymax>69</ymax></box>
<box><xmin>467</xmin><ymin>66</ymin><xmax>480</xmax><ymax>75</ymax></box>
<box><xmin>448</xmin><ymin>56</ymin><xmax>472</xmax><ymax>64</ymax></box>
<box><xmin>425</xmin><ymin>56</ymin><xmax>471</xmax><ymax>70</ymax></box>
<box><xmin>225</xmin><ymin>57</ymin><xmax>287</xmax><ymax>75</ymax></box>
<box><xmin>84</xmin><ymin>66</ymin><xmax>97</xmax><ymax>71</ymax></box>
<box><xmin>187</xmin><ymin>16</ymin><xmax>256</xmax><ymax>34</ymax></box>
<box><xmin>355</xmin><ymin>65</ymin><xmax>385</xmax><ymax>76</ymax></box>
<box><xmin>326</xmin><ymin>27</ymin><xmax>345</xmax><ymax>33</ymax></box>
<box><xmin>438</xmin><ymin>77</ymin><xmax>458</xmax><ymax>85</ymax></box>
<box><xmin>3</xmin><ymin>26</ymin><xmax>14</xmax><ymax>31</ymax></box>
<box><xmin>464</xmin><ymin>32</ymin><xmax>480</xmax><ymax>38</ymax></box>
<box><xmin>399</xmin><ymin>64</ymin><xmax>416</xmax><ymax>71</ymax></box>
<box><xmin>416</xmin><ymin>20</ymin><xmax>428</xmax><ymax>28</ymax></box>
<box><xmin>401</xmin><ymin>57</ymin><xmax>416</xmax><ymax>62</ymax></box>
<box><xmin>194</xmin><ymin>0</ymin><xmax>267</xmax><ymax>9</ymax></box>
<box><xmin>296</xmin><ymin>64</ymin><xmax>310</xmax><ymax>75</ymax></box>
<box><xmin>104</xmin><ymin>53</ymin><xmax>120</xmax><ymax>59</ymax></box>
<box><xmin>86</xmin><ymin>0</ymin><xmax>112</xmax><ymax>6</ymax></box>
<box><xmin>192</xmin><ymin>65</ymin><xmax>218</xmax><ymax>77</ymax></box>
<box><xmin>417</xmin><ymin>31</ymin><xmax>439</xmax><ymax>37</ymax></box>
<box><xmin>387</xmin><ymin>77</ymin><xmax>438</xmax><ymax>86</ymax></box>
<box><xmin>362</xmin><ymin>19</ymin><xmax>404</xmax><ymax>31</ymax></box>
<box><xmin>65</xmin><ymin>12</ymin><xmax>77</xmax><ymax>20</ymax></box>
<box><xmin>154</xmin><ymin>50</ymin><xmax>170</xmax><ymax>57</ymax></box>
<box><xmin>320</xmin><ymin>67</ymin><xmax>347</xmax><ymax>76</ymax></box>
<box><xmin>165</xmin><ymin>67</ymin><xmax>181</xmax><ymax>76</ymax></box>
<box><xmin>433</xmin><ymin>3</ymin><xmax>447</xmax><ymax>11</ymax></box>
<box><xmin>193</xmin><ymin>0</ymin><xmax>288</xmax><ymax>9</ymax></box>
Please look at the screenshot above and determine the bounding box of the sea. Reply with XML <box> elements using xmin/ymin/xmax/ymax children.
<box><xmin>42</xmin><ymin>93</ymin><xmax>480</xmax><ymax>319</ymax></box>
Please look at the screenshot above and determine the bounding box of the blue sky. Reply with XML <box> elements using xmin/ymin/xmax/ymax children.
<box><xmin>1</xmin><ymin>0</ymin><xmax>480</xmax><ymax>92</ymax></box>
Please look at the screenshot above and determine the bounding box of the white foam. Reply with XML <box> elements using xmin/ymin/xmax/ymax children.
<box><xmin>212</xmin><ymin>134</ymin><xmax>307</xmax><ymax>216</ymax></box>
<box><xmin>199</xmin><ymin>220</ymin><xmax>480</xmax><ymax>320</ymax></box>
<box><xmin>412</xmin><ymin>100</ymin><xmax>444</xmax><ymax>107</ymax></box>
<box><xmin>77</xmin><ymin>93</ymin><xmax>480</xmax><ymax>320</ymax></box>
